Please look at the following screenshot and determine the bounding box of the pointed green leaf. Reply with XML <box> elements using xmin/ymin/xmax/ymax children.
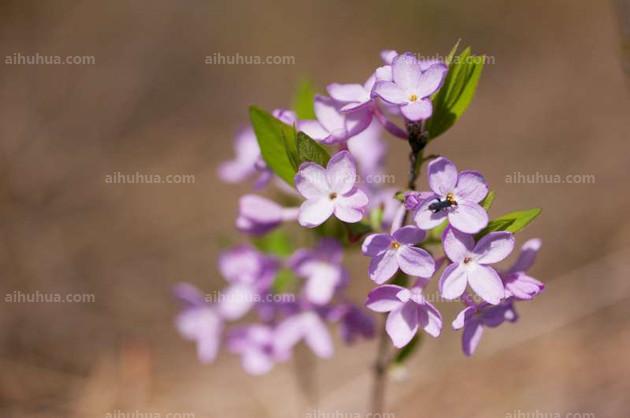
<box><xmin>297</xmin><ymin>131</ymin><xmax>330</xmax><ymax>166</ymax></box>
<box><xmin>476</xmin><ymin>208</ymin><xmax>542</xmax><ymax>239</ymax></box>
<box><xmin>480</xmin><ymin>191</ymin><xmax>496</xmax><ymax>210</ymax></box>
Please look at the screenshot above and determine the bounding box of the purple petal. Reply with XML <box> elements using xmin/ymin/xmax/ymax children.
<box><xmin>448</xmin><ymin>201</ymin><xmax>488</xmax><ymax>234</ymax></box>
<box><xmin>361</xmin><ymin>233</ymin><xmax>393</xmax><ymax>256</ymax></box>
<box><xmin>314</xmin><ymin>95</ymin><xmax>345</xmax><ymax>133</ymax></box>
<box><xmin>326</xmin><ymin>150</ymin><xmax>357</xmax><ymax>194</ymax></box>
<box><xmin>468</xmin><ymin>265</ymin><xmax>505</xmax><ymax>305</ymax></box>
<box><xmin>372</xmin><ymin>81</ymin><xmax>407</xmax><ymax>105</ymax></box>
<box><xmin>241</xmin><ymin>348</ymin><xmax>274</xmax><ymax>375</ymax></box>
<box><xmin>400</xmin><ymin>99</ymin><xmax>432</xmax><ymax>121</ymax></box>
<box><xmin>237</xmin><ymin>194</ymin><xmax>283</xmax><ymax>234</ymax></box>
<box><xmin>303</xmin><ymin>312</ymin><xmax>334</xmax><ymax>358</ymax></box>
<box><xmin>217</xmin><ymin>283</ymin><xmax>256</xmax><ymax>320</ymax></box>
<box><xmin>386</xmin><ymin>301</ymin><xmax>419</xmax><ymax>348</ymax></box>
<box><xmin>392</xmin><ymin>225</ymin><xmax>425</xmax><ymax>245</ymax></box>
<box><xmin>392</xmin><ymin>53</ymin><xmax>423</xmax><ymax>91</ymax></box>
<box><xmin>327</xmin><ymin>83</ymin><xmax>368</xmax><ymax>103</ymax></box>
<box><xmin>439</xmin><ymin>263</ymin><xmax>468</xmax><ymax>300</ymax></box>
<box><xmin>176</xmin><ymin>307</ymin><xmax>222</xmax><ymax>363</ymax></box>
<box><xmin>473</xmin><ymin>231</ymin><xmax>515</xmax><ymax>264</ymax></box>
<box><xmin>369</xmin><ymin>249</ymin><xmax>399</xmax><ymax>284</ymax></box>
<box><xmin>452</xmin><ymin>306</ymin><xmax>475</xmax><ymax>330</ymax></box>
<box><xmin>365</xmin><ymin>284</ymin><xmax>405</xmax><ymax>312</ymax></box>
<box><xmin>462</xmin><ymin>319</ymin><xmax>484</xmax><ymax>356</ymax></box>
<box><xmin>504</xmin><ymin>272</ymin><xmax>544</xmax><ymax>300</ymax></box>
<box><xmin>298</xmin><ymin>198</ymin><xmax>335</xmax><ymax>228</ymax></box>
<box><xmin>420</xmin><ymin>302</ymin><xmax>442</xmax><ymax>337</ymax></box>
<box><xmin>442</xmin><ymin>227</ymin><xmax>474</xmax><ymax>263</ymax></box>
<box><xmin>415</xmin><ymin>63</ymin><xmax>448</xmax><ymax>98</ymax></box>
<box><xmin>299</xmin><ymin>120</ymin><xmax>330</xmax><ymax>141</ymax></box>
<box><xmin>414</xmin><ymin>198</ymin><xmax>448</xmax><ymax>230</ymax></box>
<box><xmin>302</xmin><ymin>263</ymin><xmax>342</xmax><ymax>305</ymax></box>
<box><xmin>396</xmin><ymin>246</ymin><xmax>436</xmax><ymax>278</ymax></box>
<box><xmin>374</xmin><ymin>65</ymin><xmax>393</xmax><ymax>82</ymax></box>
<box><xmin>454</xmin><ymin>170</ymin><xmax>488</xmax><ymax>203</ymax></box>
<box><xmin>380</xmin><ymin>49</ymin><xmax>398</xmax><ymax>64</ymax></box>
<box><xmin>334</xmin><ymin>189</ymin><xmax>368</xmax><ymax>223</ymax></box>
<box><xmin>428</xmin><ymin>157</ymin><xmax>458</xmax><ymax>196</ymax></box>
<box><xmin>509</xmin><ymin>238</ymin><xmax>542</xmax><ymax>273</ymax></box>
<box><xmin>295</xmin><ymin>162</ymin><xmax>329</xmax><ymax>199</ymax></box>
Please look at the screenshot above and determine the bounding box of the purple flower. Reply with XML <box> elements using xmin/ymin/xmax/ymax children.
<box><xmin>362</xmin><ymin>225</ymin><xmax>435</xmax><ymax>284</ymax></box>
<box><xmin>274</xmin><ymin>311</ymin><xmax>334</xmax><ymax>358</ymax></box>
<box><xmin>372</xmin><ymin>53</ymin><xmax>447</xmax><ymax>121</ymax></box>
<box><xmin>299</xmin><ymin>95</ymin><xmax>371</xmax><ymax>144</ymax></box>
<box><xmin>289</xmin><ymin>239</ymin><xmax>348</xmax><ymax>305</ymax></box>
<box><xmin>227</xmin><ymin>325</ymin><xmax>290</xmax><ymax>375</ymax></box>
<box><xmin>452</xmin><ymin>299</ymin><xmax>518</xmax><ymax>356</ymax></box>
<box><xmin>174</xmin><ymin>283</ymin><xmax>222</xmax><ymax>363</ymax></box>
<box><xmin>236</xmin><ymin>194</ymin><xmax>299</xmax><ymax>235</ymax></box>
<box><xmin>295</xmin><ymin>150</ymin><xmax>369</xmax><ymax>228</ymax></box>
<box><xmin>439</xmin><ymin>227</ymin><xmax>514</xmax><ymax>305</ymax></box>
<box><xmin>367</xmin><ymin>188</ymin><xmax>404</xmax><ymax>232</ymax></box>
<box><xmin>346</xmin><ymin>119</ymin><xmax>387</xmax><ymax>179</ymax></box>
<box><xmin>414</xmin><ymin>157</ymin><xmax>489</xmax><ymax>234</ymax></box>
<box><xmin>218</xmin><ymin>246</ymin><xmax>278</xmax><ymax>319</ymax></box>
<box><xmin>327</xmin><ymin>74</ymin><xmax>376</xmax><ymax>113</ymax></box>
<box><xmin>502</xmin><ymin>238</ymin><xmax>544</xmax><ymax>300</ymax></box>
<box><xmin>218</xmin><ymin>127</ymin><xmax>271</xmax><ymax>188</ymax></box>
<box><xmin>366</xmin><ymin>284</ymin><xmax>442</xmax><ymax>347</ymax></box>
<box><xmin>272</xmin><ymin>108</ymin><xmax>298</xmax><ymax>125</ymax></box>
<box><xmin>328</xmin><ymin>303</ymin><xmax>375</xmax><ymax>344</ymax></box>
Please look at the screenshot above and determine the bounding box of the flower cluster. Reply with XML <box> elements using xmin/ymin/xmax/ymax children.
<box><xmin>177</xmin><ymin>48</ymin><xmax>544</xmax><ymax>375</ymax></box>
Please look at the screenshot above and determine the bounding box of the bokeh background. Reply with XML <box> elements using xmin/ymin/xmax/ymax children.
<box><xmin>1</xmin><ymin>0</ymin><xmax>630</xmax><ymax>417</ymax></box>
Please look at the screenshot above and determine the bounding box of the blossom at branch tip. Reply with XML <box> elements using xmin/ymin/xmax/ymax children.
<box><xmin>366</xmin><ymin>284</ymin><xmax>442</xmax><ymax>347</ymax></box>
<box><xmin>372</xmin><ymin>53</ymin><xmax>447</xmax><ymax>121</ymax></box>
<box><xmin>218</xmin><ymin>127</ymin><xmax>271</xmax><ymax>188</ymax></box>
<box><xmin>414</xmin><ymin>156</ymin><xmax>489</xmax><ymax>234</ymax></box>
<box><xmin>502</xmin><ymin>238</ymin><xmax>544</xmax><ymax>300</ymax></box>
<box><xmin>236</xmin><ymin>194</ymin><xmax>299</xmax><ymax>235</ymax></box>
<box><xmin>439</xmin><ymin>227</ymin><xmax>514</xmax><ymax>305</ymax></box>
<box><xmin>227</xmin><ymin>325</ymin><xmax>290</xmax><ymax>375</ymax></box>
<box><xmin>289</xmin><ymin>239</ymin><xmax>348</xmax><ymax>305</ymax></box>
<box><xmin>327</xmin><ymin>74</ymin><xmax>376</xmax><ymax>113</ymax></box>
<box><xmin>174</xmin><ymin>283</ymin><xmax>222</xmax><ymax>363</ymax></box>
<box><xmin>299</xmin><ymin>95</ymin><xmax>371</xmax><ymax>144</ymax></box>
<box><xmin>362</xmin><ymin>225</ymin><xmax>435</xmax><ymax>284</ymax></box>
<box><xmin>294</xmin><ymin>150</ymin><xmax>368</xmax><ymax>228</ymax></box>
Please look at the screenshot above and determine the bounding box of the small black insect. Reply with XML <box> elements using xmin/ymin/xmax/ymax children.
<box><xmin>428</xmin><ymin>193</ymin><xmax>458</xmax><ymax>213</ymax></box>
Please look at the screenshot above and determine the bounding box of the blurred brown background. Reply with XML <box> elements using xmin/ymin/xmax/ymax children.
<box><xmin>1</xmin><ymin>0</ymin><xmax>629</xmax><ymax>417</ymax></box>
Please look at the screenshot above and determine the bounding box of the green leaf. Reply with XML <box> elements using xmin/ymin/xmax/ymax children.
<box><xmin>480</xmin><ymin>191</ymin><xmax>496</xmax><ymax>210</ymax></box>
<box><xmin>476</xmin><ymin>208</ymin><xmax>542</xmax><ymax>239</ymax></box>
<box><xmin>252</xmin><ymin>229</ymin><xmax>293</xmax><ymax>256</ymax></box>
<box><xmin>272</xmin><ymin>268</ymin><xmax>298</xmax><ymax>293</ymax></box>
<box><xmin>393</xmin><ymin>334</ymin><xmax>422</xmax><ymax>364</ymax></box>
<box><xmin>427</xmin><ymin>44</ymin><xmax>485</xmax><ymax>139</ymax></box>
<box><xmin>296</xmin><ymin>131</ymin><xmax>330</xmax><ymax>166</ymax></box>
<box><xmin>249</xmin><ymin>106</ymin><xmax>298</xmax><ymax>184</ymax></box>
<box><xmin>369</xmin><ymin>206</ymin><xmax>384</xmax><ymax>232</ymax></box>
<box><xmin>292</xmin><ymin>79</ymin><xmax>317</xmax><ymax>119</ymax></box>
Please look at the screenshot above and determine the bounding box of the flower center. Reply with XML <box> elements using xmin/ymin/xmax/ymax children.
<box><xmin>329</xmin><ymin>192</ymin><xmax>338</xmax><ymax>200</ymax></box>
<box><xmin>446</xmin><ymin>192</ymin><xmax>457</xmax><ymax>205</ymax></box>
<box><xmin>409</xmin><ymin>94</ymin><xmax>418</xmax><ymax>102</ymax></box>
<box><xmin>463</xmin><ymin>256</ymin><xmax>473</xmax><ymax>264</ymax></box>
<box><xmin>390</xmin><ymin>241</ymin><xmax>401</xmax><ymax>249</ymax></box>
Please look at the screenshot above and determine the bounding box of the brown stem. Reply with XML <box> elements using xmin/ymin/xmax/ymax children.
<box><xmin>369</xmin><ymin>120</ymin><xmax>429</xmax><ymax>413</ymax></box>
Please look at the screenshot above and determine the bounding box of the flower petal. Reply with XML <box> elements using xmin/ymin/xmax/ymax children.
<box><xmin>295</xmin><ymin>162</ymin><xmax>329</xmax><ymax>199</ymax></box>
<box><xmin>473</xmin><ymin>231</ymin><xmax>515</xmax><ymax>264</ymax></box>
<box><xmin>386</xmin><ymin>301</ymin><xmax>419</xmax><ymax>348</ymax></box>
<box><xmin>415</xmin><ymin>63</ymin><xmax>448</xmax><ymax>98</ymax></box>
<box><xmin>365</xmin><ymin>284</ymin><xmax>405</xmax><ymax>312</ymax></box>
<box><xmin>361</xmin><ymin>233</ymin><xmax>393</xmax><ymax>256</ymax></box>
<box><xmin>334</xmin><ymin>189</ymin><xmax>368</xmax><ymax>223</ymax></box>
<box><xmin>302</xmin><ymin>262</ymin><xmax>342</xmax><ymax>305</ymax></box>
<box><xmin>372</xmin><ymin>81</ymin><xmax>407</xmax><ymax>104</ymax></box>
<box><xmin>448</xmin><ymin>201</ymin><xmax>488</xmax><ymax>234</ymax></box>
<box><xmin>392</xmin><ymin>225</ymin><xmax>425</xmax><ymax>245</ymax></box>
<box><xmin>400</xmin><ymin>99</ymin><xmax>432</xmax><ymax>121</ymax></box>
<box><xmin>299</xmin><ymin>120</ymin><xmax>330</xmax><ymax>141</ymax></box>
<box><xmin>442</xmin><ymin>227</ymin><xmax>474</xmax><ymax>263</ymax></box>
<box><xmin>454</xmin><ymin>170</ymin><xmax>488</xmax><ymax>203</ymax></box>
<box><xmin>508</xmin><ymin>238</ymin><xmax>542</xmax><ymax>273</ymax></box>
<box><xmin>314</xmin><ymin>95</ymin><xmax>345</xmax><ymax>133</ymax></box>
<box><xmin>303</xmin><ymin>312</ymin><xmax>334</xmax><ymax>358</ymax></box>
<box><xmin>368</xmin><ymin>249</ymin><xmax>399</xmax><ymax>284</ymax></box>
<box><xmin>414</xmin><ymin>198</ymin><xmax>448</xmax><ymax>230</ymax></box>
<box><xmin>428</xmin><ymin>157</ymin><xmax>458</xmax><ymax>196</ymax></box>
<box><xmin>468</xmin><ymin>265</ymin><xmax>505</xmax><ymax>305</ymax></box>
<box><xmin>452</xmin><ymin>306</ymin><xmax>475</xmax><ymax>330</ymax></box>
<box><xmin>462</xmin><ymin>319</ymin><xmax>484</xmax><ymax>356</ymax></box>
<box><xmin>439</xmin><ymin>263</ymin><xmax>468</xmax><ymax>300</ymax></box>
<box><xmin>241</xmin><ymin>348</ymin><xmax>274</xmax><ymax>375</ymax></box>
<box><xmin>397</xmin><ymin>246</ymin><xmax>435</xmax><ymax>278</ymax></box>
<box><xmin>504</xmin><ymin>272</ymin><xmax>544</xmax><ymax>300</ymax></box>
<box><xmin>392</xmin><ymin>53</ymin><xmax>422</xmax><ymax>90</ymax></box>
<box><xmin>421</xmin><ymin>302</ymin><xmax>442</xmax><ymax>337</ymax></box>
<box><xmin>298</xmin><ymin>198</ymin><xmax>335</xmax><ymax>228</ymax></box>
<box><xmin>326</xmin><ymin>150</ymin><xmax>357</xmax><ymax>194</ymax></box>
<box><xmin>218</xmin><ymin>283</ymin><xmax>256</xmax><ymax>320</ymax></box>
<box><xmin>327</xmin><ymin>83</ymin><xmax>367</xmax><ymax>103</ymax></box>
